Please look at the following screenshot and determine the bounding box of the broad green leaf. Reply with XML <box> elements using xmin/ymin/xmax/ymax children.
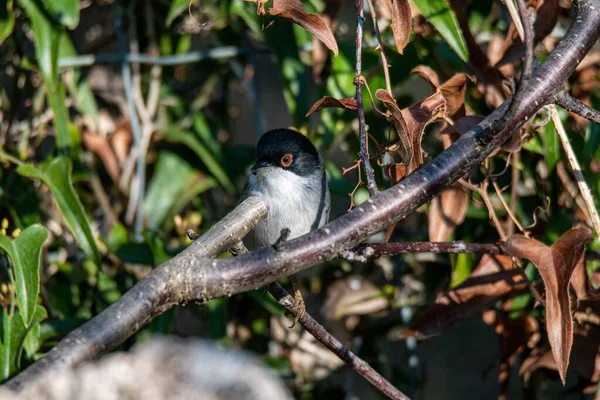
<box><xmin>42</xmin><ymin>0</ymin><xmax>79</xmax><ymax>28</ymax></box>
<box><xmin>412</xmin><ymin>0</ymin><xmax>469</xmax><ymax>62</ymax></box>
<box><xmin>0</xmin><ymin>0</ymin><xmax>14</xmax><ymax>45</ymax></box>
<box><xmin>143</xmin><ymin>150</ymin><xmax>217</xmax><ymax>230</ymax></box>
<box><xmin>166</xmin><ymin>0</ymin><xmax>189</xmax><ymax>27</ymax></box>
<box><xmin>0</xmin><ymin>225</ymin><xmax>48</xmax><ymax>327</ymax></box>
<box><xmin>17</xmin><ymin>0</ymin><xmax>71</xmax><ymax>152</ymax></box>
<box><xmin>17</xmin><ymin>157</ymin><xmax>100</xmax><ymax>264</ymax></box>
<box><xmin>165</xmin><ymin>128</ymin><xmax>235</xmax><ymax>194</ymax></box>
<box><xmin>540</xmin><ymin>118</ymin><xmax>560</xmax><ymax>173</ymax></box>
<box><xmin>0</xmin><ymin>305</ymin><xmax>47</xmax><ymax>380</ymax></box>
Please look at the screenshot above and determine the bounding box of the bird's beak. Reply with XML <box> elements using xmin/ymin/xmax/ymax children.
<box><xmin>250</xmin><ymin>160</ymin><xmax>273</xmax><ymax>175</ymax></box>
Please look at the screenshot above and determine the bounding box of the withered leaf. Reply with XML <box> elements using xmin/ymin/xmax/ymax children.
<box><xmin>269</xmin><ymin>0</ymin><xmax>339</xmax><ymax>56</ymax></box>
<box><xmin>439</xmin><ymin>73</ymin><xmax>470</xmax><ymax>118</ymax></box>
<box><xmin>306</xmin><ymin>96</ymin><xmax>357</xmax><ymax>116</ymax></box>
<box><xmin>379</xmin><ymin>90</ymin><xmax>446</xmax><ymax>173</ymax></box>
<box><xmin>312</xmin><ymin>0</ymin><xmax>342</xmax><ymax>79</ymax></box>
<box><xmin>376</xmin><ymin>89</ymin><xmax>412</xmax><ymax>168</ymax></box>
<box><xmin>502</xmin><ymin>226</ymin><xmax>594</xmax><ymax>384</ymax></box>
<box><xmin>428</xmin><ymin>183</ymin><xmax>469</xmax><ymax>242</ymax></box>
<box><xmin>391</xmin><ymin>0</ymin><xmax>411</xmax><ymax>54</ymax></box>
<box><xmin>400</xmin><ymin>255</ymin><xmax>525</xmax><ymax>337</ymax></box>
<box><xmin>411</xmin><ymin>65</ymin><xmax>440</xmax><ymax>89</ymax></box>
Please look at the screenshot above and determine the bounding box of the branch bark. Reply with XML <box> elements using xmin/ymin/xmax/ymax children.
<box><xmin>355</xmin><ymin>0</ymin><xmax>378</xmax><ymax>196</ymax></box>
<box><xmin>7</xmin><ymin>0</ymin><xmax>600</xmax><ymax>392</ymax></box>
<box><xmin>556</xmin><ymin>91</ymin><xmax>600</xmax><ymax>124</ymax></box>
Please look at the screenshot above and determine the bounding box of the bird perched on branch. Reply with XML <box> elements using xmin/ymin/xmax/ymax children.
<box><xmin>241</xmin><ymin>128</ymin><xmax>331</xmax><ymax>325</ymax></box>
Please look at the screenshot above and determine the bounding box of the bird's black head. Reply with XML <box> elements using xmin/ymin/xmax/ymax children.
<box><xmin>252</xmin><ymin>129</ymin><xmax>323</xmax><ymax>177</ymax></box>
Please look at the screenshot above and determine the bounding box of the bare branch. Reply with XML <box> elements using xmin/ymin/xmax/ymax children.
<box><xmin>355</xmin><ymin>0</ymin><xmax>378</xmax><ymax>197</ymax></box>
<box><xmin>354</xmin><ymin>241</ymin><xmax>502</xmax><ymax>257</ymax></box>
<box><xmin>268</xmin><ymin>282</ymin><xmax>409</xmax><ymax>400</ymax></box>
<box><xmin>556</xmin><ymin>91</ymin><xmax>600</xmax><ymax>124</ymax></box>
<box><xmin>365</xmin><ymin>0</ymin><xmax>392</xmax><ymax>95</ymax></box>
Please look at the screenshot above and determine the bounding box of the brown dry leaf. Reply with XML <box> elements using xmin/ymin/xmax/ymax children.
<box><xmin>306</xmin><ymin>96</ymin><xmax>357</xmax><ymax>116</ymax></box>
<box><xmin>83</xmin><ymin>130</ymin><xmax>120</xmax><ymax>184</ymax></box>
<box><xmin>269</xmin><ymin>0</ymin><xmax>339</xmax><ymax>56</ymax></box>
<box><xmin>497</xmin><ymin>0</ymin><xmax>560</xmax><ymax>67</ymax></box>
<box><xmin>411</xmin><ymin>65</ymin><xmax>440</xmax><ymax>89</ymax></box>
<box><xmin>386</xmin><ymin>163</ymin><xmax>406</xmax><ymax>185</ymax></box>
<box><xmin>502</xmin><ymin>226</ymin><xmax>594</xmax><ymax>384</ymax></box>
<box><xmin>391</xmin><ymin>0</ymin><xmax>411</xmax><ymax>54</ymax></box>
<box><xmin>312</xmin><ymin>0</ymin><xmax>342</xmax><ymax>79</ymax></box>
<box><xmin>483</xmin><ymin>310</ymin><xmax>540</xmax><ymax>397</ymax></box>
<box><xmin>376</xmin><ymin>89</ymin><xmax>412</xmax><ymax>168</ymax></box>
<box><xmin>439</xmin><ymin>73</ymin><xmax>470</xmax><ymax>118</ymax></box>
<box><xmin>110</xmin><ymin>121</ymin><xmax>133</xmax><ymax>166</ymax></box>
<box><xmin>400</xmin><ymin>255</ymin><xmax>526</xmax><ymax>337</ymax></box>
<box><xmin>322</xmin><ymin>276</ymin><xmax>389</xmax><ymax>320</ymax></box>
<box><xmin>570</xmin><ymin>256</ymin><xmax>589</xmax><ymax>300</ymax></box>
<box><xmin>428</xmin><ymin>184</ymin><xmax>469</xmax><ymax>242</ymax></box>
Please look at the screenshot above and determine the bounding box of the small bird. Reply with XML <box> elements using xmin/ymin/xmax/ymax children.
<box><xmin>241</xmin><ymin>128</ymin><xmax>331</xmax><ymax>323</ymax></box>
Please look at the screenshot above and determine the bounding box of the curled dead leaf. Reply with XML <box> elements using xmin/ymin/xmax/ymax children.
<box><xmin>439</xmin><ymin>73</ymin><xmax>471</xmax><ymax>117</ymax></box>
<box><xmin>83</xmin><ymin>130</ymin><xmax>120</xmax><ymax>184</ymax></box>
<box><xmin>411</xmin><ymin>65</ymin><xmax>440</xmax><ymax>89</ymax></box>
<box><xmin>269</xmin><ymin>0</ymin><xmax>339</xmax><ymax>56</ymax></box>
<box><xmin>428</xmin><ymin>184</ymin><xmax>469</xmax><ymax>242</ymax></box>
<box><xmin>502</xmin><ymin>226</ymin><xmax>594</xmax><ymax>384</ymax></box>
<box><xmin>306</xmin><ymin>96</ymin><xmax>357</xmax><ymax>116</ymax></box>
<box><xmin>400</xmin><ymin>255</ymin><xmax>525</xmax><ymax>337</ymax></box>
<box><xmin>391</xmin><ymin>0</ymin><xmax>411</xmax><ymax>54</ymax></box>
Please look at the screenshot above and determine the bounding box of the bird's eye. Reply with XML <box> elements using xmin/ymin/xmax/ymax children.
<box><xmin>280</xmin><ymin>153</ymin><xmax>294</xmax><ymax>167</ymax></box>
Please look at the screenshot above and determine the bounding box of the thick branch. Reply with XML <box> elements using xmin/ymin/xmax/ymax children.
<box><xmin>8</xmin><ymin>0</ymin><xmax>600</xmax><ymax>391</ymax></box>
<box><xmin>355</xmin><ymin>241</ymin><xmax>502</xmax><ymax>257</ymax></box>
<box><xmin>7</xmin><ymin>197</ymin><xmax>268</xmax><ymax>391</ymax></box>
<box><xmin>556</xmin><ymin>91</ymin><xmax>600</xmax><ymax>124</ymax></box>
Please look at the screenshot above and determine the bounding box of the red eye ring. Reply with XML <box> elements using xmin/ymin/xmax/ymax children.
<box><xmin>280</xmin><ymin>153</ymin><xmax>294</xmax><ymax>167</ymax></box>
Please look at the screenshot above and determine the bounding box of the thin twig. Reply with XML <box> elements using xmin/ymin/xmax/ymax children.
<box><xmin>231</xmin><ymin>243</ymin><xmax>409</xmax><ymax>400</ymax></box>
<box><xmin>507</xmin><ymin>151</ymin><xmax>520</xmax><ymax>236</ymax></box>
<box><xmin>491</xmin><ymin>178</ymin><xmax>525</xmax><ymax>233</ymax></box>
<box><xmin>556</xmin><ymin>91</ymin><xmax>600</xmax><ymax>124</ymax></box>
<box><xmin>267</xmin><ymin>282</ymin><xmax>409</xmax><ymax>400</ymax></box>
<box><xmin>550</xmin><ymin>104</ymin><xmax>600</xmax><ymax>237</ymax></box>
<box><xmin>355</xmin><ymin>0</ymin><xmax>378</xmax><ymax>197</ymax></box>
<box><xmin>365</xmin><ymin>0</ymin><xmax>391</xmax><ymax>94</ymax></box>
<box><xmin>459</xmin><ymin>179</ymin><xmax>507</xmax><ymax>240</ymax></box>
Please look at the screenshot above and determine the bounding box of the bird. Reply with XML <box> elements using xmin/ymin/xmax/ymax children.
<box><xmin>241</xmin><ymin>128</ymin><xmax>331</xmax><ymax>325</ymax></box>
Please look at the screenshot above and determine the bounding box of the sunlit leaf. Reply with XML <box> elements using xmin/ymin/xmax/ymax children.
<box><xmin>0</xmin><ymin>225</ymin><xmax>47</xmax><ymax>327</ymax></box>
<box><xmin>16</xmin><ymin>0</ymin><xmax>70</xmax><ymax>152</ymax></box>
<box><xmin>166</xmin><ymin>0</ymin><xmax>189</xmax><ymax>27</ymax></box>
<box><xmin>0</xmin><ymin>305</ymin><xmax>47</xmax><ymax>380</ymax></box>
<box><xmin>412</xmin><ymin>0</ymin><xmax>469</xmax><ymax>62</ymax></box>
<box><xmin>143</xmin><ymin>150</ymin><xmax>217</xmax><ymax>230</ymax></box>
<box><xmin>17</xmin><ymin>157</ymin><xmax>100</xmax><ymax>265</ymax></box>
<box><xmin>0</xmin><ymin>0</ymin><xmax>15</xmax><ymax>45</ymax></box>
<box><xmin>42</xmin><ymin>0</ymin><xmax>79</xmax><ymax>28</ymax></box>
<box><xmin>165</xmin><ymin>128</ymin><xmax>235</xmax><ymax>194</ymax></box>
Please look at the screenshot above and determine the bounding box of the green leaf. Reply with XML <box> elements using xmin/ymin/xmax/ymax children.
<box><xmin>16</xmin><ymin>0</ymin><xmax>71</xmax><ymax>152</ymax></box>
<box><xmin>412</xmin><ymin>0</ymin><xmax>469</xmax><ymax>62</ymax></box>
<box><xmin>165</xmin><ymin>128</ymin><xmax>235</xmax><ymax>194</ymax></box>
<box><xmin>540</xmin><ymin>118</ymin><xmax>560</xmax><ymax>173</ymax></box>
<box><xmin>42</xmin><ymin>0</ymin><xmax>79</xmax><ymax>28</ymax></box>
<box><xmin>0</xmin><ymin>305</ymin><xmax>47</xmax><ymax>380</ymax></box>
<box><xmin>143</xmin><ymin>150</ymin><xmax>217</xmax><ymax>230</ymax></box>
<box><xmin>0</xmin><ymin>0</ymin><xmax>15</xmax><ymax>45</ymax></box>
<box><xmin>17</xmin><ymin>157</ymin><xmax>100</xmax><ymax>264</ymax></box>
<box><xmin>166</xmin><ymin>0</ymin><xmax>189</xmax><ymax>27</ymax></box>
<box><xmin>0</xmin><ymin>225</ymin><xmax>48</xmax><ymax>327</ymax></box>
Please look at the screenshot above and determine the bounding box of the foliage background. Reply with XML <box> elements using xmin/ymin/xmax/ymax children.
<box><xmin>1</xmin><ymin>0</ymin><xmax>599</xmax><ymax>398</ymax></box>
